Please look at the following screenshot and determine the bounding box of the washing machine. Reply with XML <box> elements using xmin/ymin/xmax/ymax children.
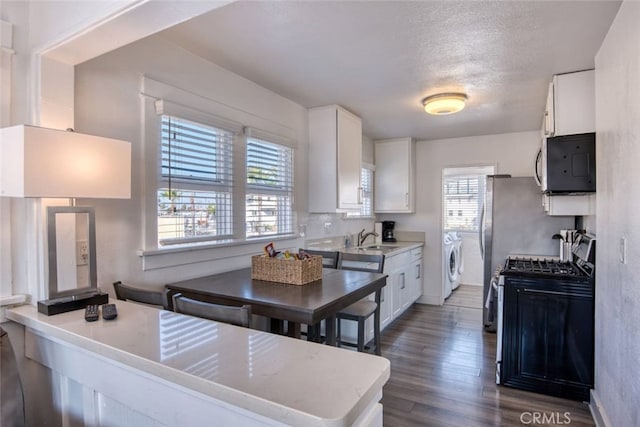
<box><xmin>452</xmin><ymin>232</ymin><xmax>464</xmax><ymax>290</ymax></box>
<box><xmin>443</xmin><ymin>232</ymin><xmax>460</xmax><ymax>299</ymax></box>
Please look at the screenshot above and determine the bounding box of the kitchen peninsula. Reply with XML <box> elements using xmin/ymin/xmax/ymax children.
<box><xmin>7</xmin><ymin>302</ymin><xmax>390</xmax><ymax>426</ymax></box>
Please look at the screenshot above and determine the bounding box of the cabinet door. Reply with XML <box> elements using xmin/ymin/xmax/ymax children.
<box><xmin>374</xmin><ymin>138</ymin><xmax>415</xmax><ymax>213</ymax></box>
<box><xmin>502</xmin><ymin>278</ymin><xmax>594</xmax><ymax>400</ymax></box>
<box><xmin>391</xmin><ymin>271</ymin><xmax>403</xmax><ymax>318</ymax></box>
<box><xmin>337</xmin><ymin>109</ymin><xmax>362</xmax><ymax>210</ymax></box>
<box><xmin>544</xmin><ymin>82</ymin><xmax>555</xmax><ymax>137</ymax></box>
<box><xmin>308</xmin><ymin>105</ymin><xmax>362</xmax><ymax>213</ymax></box>
<box><xmin>400</xmin><ymin>267</ymin><xmax>411</xmax><ymax>311</ymax></box>
<box><xmin>411</xmin><ymin>260</ymin><xmax>423</xmax><ymax>302</ymax></box>
<box><xmin>379</xmin><ymin>282</ymin><xmax>393</xmax><ymax>329</ymax></box>
<box><xmin>553</xmin><ymin>70</ymin><xmax>595</xmax><ymax>135</ymax></box>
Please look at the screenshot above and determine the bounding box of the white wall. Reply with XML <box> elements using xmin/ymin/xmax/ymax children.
<box><xmin>378</xmin><ymin>131</ymin><xmax>540</xmax><ymax>304</ymax></box>
<box><xmin>591</xmin><ymin>3</ymin><xmax>640</xmax><ymax>426</ymax></box>
<box><xmin>74</xmin><ymin>35</ymin><xmax>300</xmax><ymax>287</ymax></box>
<box><xmin>74</xmin><ymin>34</ymin><xmax>373</xmax><ymax>290</ymax></box>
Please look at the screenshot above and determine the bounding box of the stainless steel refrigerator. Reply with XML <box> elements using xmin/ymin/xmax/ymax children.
<box><xmin>480</xmin><ymin>175</ymin><xmax>575</xmax><ymax>331</ymax></box>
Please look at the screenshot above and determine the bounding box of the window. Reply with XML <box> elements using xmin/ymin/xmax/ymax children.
<box><xmin>246</xmin><ymin>137</ymin><xmax>294</xmax><ymax>238</ymax></box>
<box><xmin>345</xmin><ymin>166</ymin><xmax>374</xmax><ymax>218</ymax></box>
<box><xmin>157</xmin><ymin>116</ymin><xmax>234</xmax><ymax>245</ymax></box>
<box><xmin>156</xmin><ymin>114</ymin><xmax>295</xmax><ymax>246</ymax></box>
<box><xmin>443</xmin><ymin>166</ymin><xmax>494</xmax><ymax>232</ymax></box>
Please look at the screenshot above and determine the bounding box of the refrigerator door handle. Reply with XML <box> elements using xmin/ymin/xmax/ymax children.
<box><xmin>479</xmin><ymin>203</ymin><xmax>485</xmax><ymax>260</ymax></box>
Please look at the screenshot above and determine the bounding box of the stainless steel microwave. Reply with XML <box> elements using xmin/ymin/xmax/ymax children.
<box><xmin>535</xmin><ymin>132</ymin><xmax>596</xmax><ymax>194</ymax></box>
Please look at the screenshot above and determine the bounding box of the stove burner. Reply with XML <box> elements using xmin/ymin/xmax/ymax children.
<box><xmin>505</xmin><ymin>257</ymin><xmax>582</xmax><ymax>276</ymax></box>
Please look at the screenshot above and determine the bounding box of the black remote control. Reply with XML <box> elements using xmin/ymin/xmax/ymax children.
<box><xmin>102</xmin><ymin>304</ymin><xmax>118</xmax><ymax>320</ymax></box>
<box><xmin>85</xmin><ymin>304</ymin><xmax>99</xmax><ymax>322</ymax></box>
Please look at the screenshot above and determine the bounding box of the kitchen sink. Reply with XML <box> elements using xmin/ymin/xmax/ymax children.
<box><xmin>355</xmin><ymin>245</ymin><xmax>400</xmax><ymax>253</ymax></box>
<box><xmin>365</xmin><ymin>245</ymin><xmax>399</xmax><ymax>250</ymax></box>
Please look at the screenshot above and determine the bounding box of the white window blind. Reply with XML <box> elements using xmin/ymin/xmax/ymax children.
<box><xmin>443</xmin><ymin>173</ymin><xmax>487</xmax><ymax>232</ymax></box>
<box><xmin>346</xmin><ymin>166</ymin><xmax>373</xmax><ymax>218</ymax></box>
<box><xmin>246</xmin><ymin>137</ymin><xmax>294</xmax><ymax>238</ymax></box>
<box><xmin>157</xmin><ymin>115</ymin><xmax>234</xmax><ymax>245</ymax></box>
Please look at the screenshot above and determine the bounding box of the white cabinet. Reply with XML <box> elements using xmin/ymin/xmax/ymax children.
<box><xmin>374</xmin><ymin>138</ymin><xmax>415</xmax><ymax>213</ymax></box>
<box><xmin>409</xmin><ymin>247</ymin><xmax>424</xmax><ymax>302</ymax></box>
<box><xmin>340</xmin><ymin>245</ymin><xmax>424</xmax><ymax>346</ymax></box>
<box><xmin>543</xmin><ymin>70</ymin><xmax>595</xmax><ymax>137</ymax></box>
<box><xmin>543</xmin><ymin>193</ymin><xmax>596</xmax><ymax>216</ymax></box>
<box><xmin>308</xmin><ymin>105</ymin><xmax>362</xmax><ymax>212</ymax></box>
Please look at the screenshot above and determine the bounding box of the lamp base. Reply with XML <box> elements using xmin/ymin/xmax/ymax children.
<box><xmin>37</xmin><ymin>292</ymin><xmax>109</xmax><ymax>316</ymax></box>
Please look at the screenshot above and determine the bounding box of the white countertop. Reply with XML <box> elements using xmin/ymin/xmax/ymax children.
<box><xmin>307</xmin><ymin>241</ymin><xmax>423</xmax><ymax>257</ymax></box>
<box><xmin>8</xmin><ymin>302</ymin><xmax>390</xmax><ymax>426</ymax></box>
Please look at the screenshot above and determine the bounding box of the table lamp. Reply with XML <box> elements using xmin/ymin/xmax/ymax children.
<box><xmin>0</xmin><ymin>125</ymin><xmax>131</xmax><ymax>314</ymax></box>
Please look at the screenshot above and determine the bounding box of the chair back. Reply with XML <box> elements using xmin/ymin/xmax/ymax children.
<box><xmin>304</xmin><ymin>249</ymin><xmax>340</xmax><ymax>269</ymax></box>
<box><xmin>171</xmin><ymin>293</ymin><xmax>252</xmax><ymax>328</ymax></box>
<box><xmin>113</xmin><ymin>281</ymin><xmax>164</xmax><ymax>307</ymax></box>
<box><xmin>337</xmin><ymin>253</ymin><xmax>385</xmax><ymax>273</ymax></box>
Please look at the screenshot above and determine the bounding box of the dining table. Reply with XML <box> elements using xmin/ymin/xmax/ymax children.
<box><xmin>164</xmin><ymin>267</ymin><xmax>387</xmax><ymax>348</ymax></box>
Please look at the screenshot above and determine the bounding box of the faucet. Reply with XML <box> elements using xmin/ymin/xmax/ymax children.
<box><xmin>358</xmin><ymin>228</ymin><xmax>379</xmax><ymax>247</ymax></box>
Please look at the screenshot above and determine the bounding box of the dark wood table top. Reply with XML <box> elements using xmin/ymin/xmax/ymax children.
<box><xmin>164</xmin><ymin>267</ymin><xmax>387</xmax><ymax>325</ymax></box>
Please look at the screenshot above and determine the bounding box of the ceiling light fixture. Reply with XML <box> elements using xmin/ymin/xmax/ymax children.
<box><xmin>421</xmin><ymin>93</ymin><xmax>468</xmax><ymax>115</ymax></box>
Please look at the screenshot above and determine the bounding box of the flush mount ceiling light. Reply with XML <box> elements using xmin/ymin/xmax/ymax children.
<box><xmin>421</xmin><ymin>93</ymin><xmax>468</xmax><ymax>115</ymax></box>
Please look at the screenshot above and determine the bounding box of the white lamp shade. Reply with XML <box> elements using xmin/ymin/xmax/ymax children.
<box><xmin>0</xmin><ymin>125</ymin><xmax>131</xmax><ymax>198</ymax></box>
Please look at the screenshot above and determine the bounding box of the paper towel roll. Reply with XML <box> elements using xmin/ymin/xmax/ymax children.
<box><xmin>374</xmin><ymin>222</ymin><xmax>382</xmax><ymax>243</ymax></box>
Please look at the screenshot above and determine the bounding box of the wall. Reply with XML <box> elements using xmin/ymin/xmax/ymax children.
<box><xmin>591</xmin><ymin>2</ymin><xmax>640</xmax><ymax>426</ymax></box>
<box><xmin>74</xmin><ymin>35</ymin><xmax>298</xmax><ymax>287</ymax></box>
<box><xmin>378</xmin><ymin>131</ymin><xmax>541</xmax><ymax>304</ymax></box>
<box><xmin>74</xmin><ymin>34</ymin><xmax>373</xmax><ymax>289</ymax></box>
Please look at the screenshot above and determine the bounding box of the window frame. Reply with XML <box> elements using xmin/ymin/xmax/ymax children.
<box><xmin>442</xmin><ymin>166</ymin><xmax>494</xmax><ymax>233</ymax></box>
<box><xmin>245</xmin><ymin>136</ymin><xmax>295</xmax><ymax>239</ymax></box>
<box><xmin>345</xmin><ymin>164</ymin><xmax>375</xmax><ymax>219</ymax></box>
<box><xmin>151</xmin><ymin>102</ymin><xmax>297</xmax><ymax>248</ymax></box>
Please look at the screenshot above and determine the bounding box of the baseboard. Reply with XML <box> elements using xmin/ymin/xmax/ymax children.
<box><xmin>589</xmin><ymin>389</ymin><xmax>611</xmax><ymax>427</ymax></box>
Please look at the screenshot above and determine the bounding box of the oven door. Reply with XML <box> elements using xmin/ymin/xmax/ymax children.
<box><xmin>495</xmin><ymin>274</ymin><xmax>505</xmax><ymax>384</ymax></box>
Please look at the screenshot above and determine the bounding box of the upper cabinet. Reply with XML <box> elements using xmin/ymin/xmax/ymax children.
<box><xmin>308</xmin><ymin>105</ymin><xmax>362</xmax><ymax>212</ymax></box>
<box><xmin>543</xmin><ymin>70</ymin><xmax>595</xmax><ymax>137</ymax></box>
<box><xmin>374</xmin><ymin>137</ymin><xmax>415</xmax><ymax>213</ymax></box>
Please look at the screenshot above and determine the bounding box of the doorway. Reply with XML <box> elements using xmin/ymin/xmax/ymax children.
<box><xmin>442</xmin><ymin>165</ymin><xmax>494</xmax><ymax>307</ymax></box>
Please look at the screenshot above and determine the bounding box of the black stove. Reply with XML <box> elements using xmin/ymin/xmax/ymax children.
<box><xmin>502</xmin><ymin>234</ymin><xmax>595</xmax><ymax>280</ymax></box>
<box><xmin>503</xmin><ymin>257</ymin><xmax>589</xmax><ymax>279</ymax></box>
<box><xmin>497</xmin><ymin>233</ymin><xmax>596</xmax><ymax>401</ymax></box>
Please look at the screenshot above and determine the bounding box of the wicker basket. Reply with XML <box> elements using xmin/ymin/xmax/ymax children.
<box><xmin>251</xmin><ymin>255</ymin><xmax>323</xmax><ymax>285</ymax></box>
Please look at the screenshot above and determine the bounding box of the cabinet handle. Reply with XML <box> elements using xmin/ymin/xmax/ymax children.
<box><xmin>405</xmin><ymin>192</ymin><xmax>409</xmax><ymax>207</ymax></box>
<box><xmin>522</xmin><ymin>288</ymin><xmax>587</xmax><ymax>298</ymax></box>
<box><xmin>400</xmin><ymin>272</ymin><xmax>405</xmax><ymax>289</ymax></box>
<box><xmin>357</xmin><ymin>186</ymin><xmax>363</xmax><ymax>204</ymax></box>
<box><xmin>381</xmin><ymin>288</ymin><xmax>385</xmax><ymax>302</ymax></box>
<box><xmin>416</xmin><ymin>264</ymin><xmax>421</xmax><ymax>279</ymax></box>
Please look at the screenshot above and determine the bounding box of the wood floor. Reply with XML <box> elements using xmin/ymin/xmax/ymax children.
<box><xmin>379</xmin><ymin>285</ymin><xmax>595</xmax><ymax>426</ymax></box>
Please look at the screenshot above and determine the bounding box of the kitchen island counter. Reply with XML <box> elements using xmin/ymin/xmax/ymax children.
<box><xmin>7</xmin><ymin>302</ymin><xmax>389</xmax><ymax>426</ymax></box>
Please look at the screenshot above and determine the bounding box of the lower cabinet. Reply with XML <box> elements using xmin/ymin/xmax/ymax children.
<box><xmin>409</xmin><ymin>247</ymin><xmax>424</xmax><ymax>302</ymax></box>
<box><xmin>340</xmin><ymin>245</ymin><xmax>424</xmax><ymax>346</ymax></box>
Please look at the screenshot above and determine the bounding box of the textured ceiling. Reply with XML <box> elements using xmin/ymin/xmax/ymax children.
<box><xmin>158</xmin><ymin>1</ymin><xmax>621</xmax><ymax>141</ymax></box>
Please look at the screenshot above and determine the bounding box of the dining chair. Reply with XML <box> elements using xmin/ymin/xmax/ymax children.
<box><xmin>303</xmin><ymin>249</ymin><xmax>340</xmax><ymax>268</ymax></box>
<box><xmin>301</xmin><ymin>249</ymin><xmax>340</xmax><ymax>342</ymax></box>
<box><xmin>113</xmin><ymin>281</ymin><xmax>165</xmax><ymax>307</ymax></box>
<box><xmin>171</xmin><ymin>293</ymin><xmax>252</xmax><ymax>328</ymax></box>
<box><xmin>336</xmin><ymin>253</ymin><xmax>385</xmax><ymax>355</ymax></box>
